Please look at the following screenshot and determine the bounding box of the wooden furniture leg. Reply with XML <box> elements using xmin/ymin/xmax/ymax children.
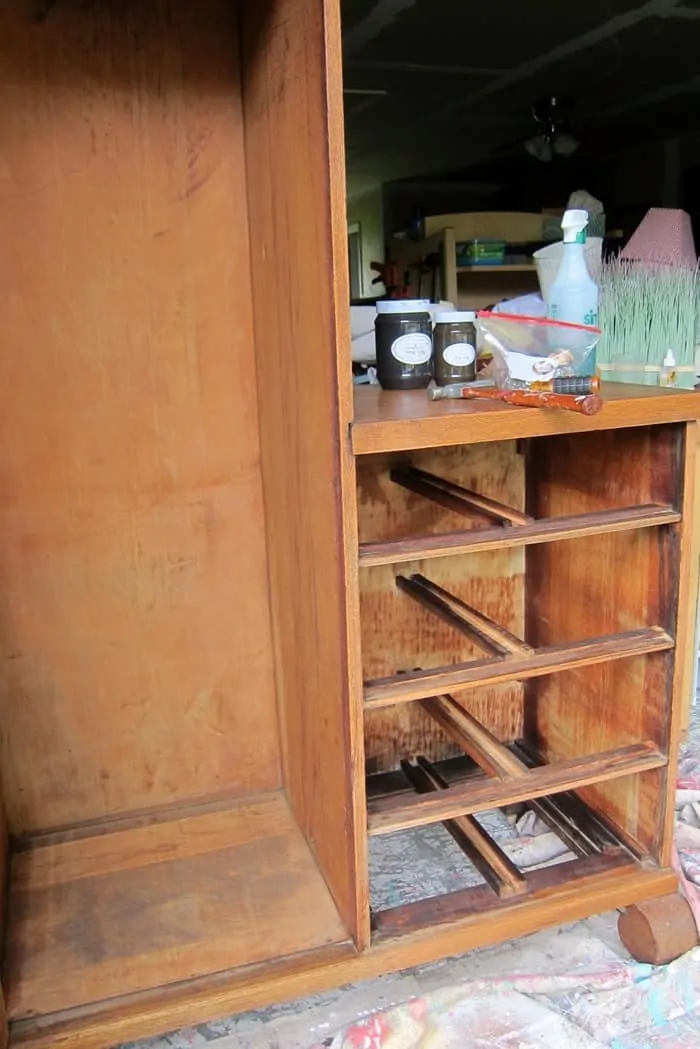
<box><xmin>618</xmin><ymin>893</ymin><xmax>698</xmax><ymax>963</ymax></box>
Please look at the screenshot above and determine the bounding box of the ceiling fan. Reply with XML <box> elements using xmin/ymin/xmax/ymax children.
<box><xmin>525</xmin><ymin>96</ymin><xmax>580</xmax><ymax>162</ymax></box>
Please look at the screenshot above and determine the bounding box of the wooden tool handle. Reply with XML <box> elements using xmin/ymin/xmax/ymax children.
<box><xmin>461</xmin><ymin>387</ymin><xmax>603</xmax><ymax>416</ymax></box>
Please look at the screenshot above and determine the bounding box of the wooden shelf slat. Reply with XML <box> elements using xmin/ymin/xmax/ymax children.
<box><xmin>421</xmin><ymin>695</ymin><xmax>529</xmax><ymax>779</ymax></box>
<box><xmin>391</xmin><ymin>467</ymin><xmax>533</xmax><ymax>527</ymax></box>
<box><xmin>352</xmin><ymin>384</ymin><xmax>700</xmax><ymax>456</ymax></box>
<box><xmin>363</xmin><ymin>627</ymin><xmax>674</xmax><ymax>709</ymax></box>
<box><xmin>396</xmin><ymin>574</ymin><xmax>533</xmax><ymax>657</ymax></box>
<box><xmin>402</xmin><ymin>758</ymin><xmax>527</xmax><ymax>898</ymax></box>
<box><xmin>368</xmin><ymin>742</ymin><xmax>666</xmax><ymax>836</ymax></box>
<box><xmin>359</xmin><ymin>504</ymin><xmax>681</xmax><ymax>567</ymax></box>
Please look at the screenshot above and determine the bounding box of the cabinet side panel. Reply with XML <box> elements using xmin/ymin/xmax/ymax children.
<box><xmin>680</xmin><ymin>425</ymin><xmax>700</xmax><ymax>732</ymax></box>
<box><xmin>0</xmin><ymin>790</ymin><xmax>7</xmax><ymax>1048</ymax></box>
<box><xmin>240</xmin><ymin>0</ymin><xmax>367</xmax><ymax>943</ymax></box>
<box><xmin>0</xmin><ymin>0</ymin><xmax>280</xmax><ymax>832</ymax></box>
<box><xmin>662</xmin><ymin>421</ymin><xmax>698</xmax><ymax>864</ymax></box>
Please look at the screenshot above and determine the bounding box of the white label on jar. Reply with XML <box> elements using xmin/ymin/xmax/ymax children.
<box><xmin>391</xmin><ymin>332</ymin><xmax>432</xmax><ymax>365</ymax></box>
<box><xmin>443</xmin><ymin>341</ymin><xmax>476</xmax><ymax>367</ymax></box>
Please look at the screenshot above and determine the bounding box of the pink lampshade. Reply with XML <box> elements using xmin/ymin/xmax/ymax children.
<box><xmin>621</xmin><ymin>207</ymin><xmax>697</xmax><ymax>268</ymax></box>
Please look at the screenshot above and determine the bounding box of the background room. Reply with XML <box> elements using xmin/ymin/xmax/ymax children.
<box><xmin>344</xmin><ymin>0</ymin><xmax>700</xmax><ymax>385</ymax></box>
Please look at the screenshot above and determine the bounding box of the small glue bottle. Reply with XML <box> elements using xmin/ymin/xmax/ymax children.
<box><xmin>659</xmin><ymin>349</ymin><xmax>678</xmax><ymax>388</ymax></box>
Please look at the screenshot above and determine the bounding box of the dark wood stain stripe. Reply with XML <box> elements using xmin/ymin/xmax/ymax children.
<box><xmin>390</xmin><ymin>466</ymin><xmax>533</xmax><ymax>526</ymax></box>
<box><xmin>396</xmin><ymin>574</ymin><xmax>532</xmax><ymax>657</ymax></box>
<box><xmin>420</xmin><ymin>697</ymin><xmax>529</xmax><ymax>780</ymax></box>
<box><xmin>402</xmin><ymin>758</ymin><xmax>527</xmax><ymax>898</ymax></box>
<box><xmin>371</xmin><ymin>848</ymin><xmax>634</xmax><ymax>937</ymax></box>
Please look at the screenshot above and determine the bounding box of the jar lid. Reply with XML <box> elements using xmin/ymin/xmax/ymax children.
<box><xmin>434</xmin><ymin>310</ymin><xmax>477</xmax><ymax>323</ymax></box>
<box><xmin>376</xmin><ymin>299</ymin><xmax>431</xmax><ymax>314</ymax></box>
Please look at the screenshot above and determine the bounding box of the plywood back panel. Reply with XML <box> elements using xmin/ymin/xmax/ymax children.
<box><xmin>0</xmin><ymin>0</ymin><xmax>280</xmax><ymax>832</ymax></box>
<box><xmin>241</xmin><ymin>0</ymin><xmax>367</xmax><ymax>944</ymax></box>
<box><xmin>357</xmin><ymin>444</ymin><xmax>525</xmax><ymax>770</ymax></box>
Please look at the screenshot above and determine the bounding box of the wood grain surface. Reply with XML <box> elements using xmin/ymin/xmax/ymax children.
<box><xmin>660</xmin><ymin>421</ymin><xmax>698</xmax><ymax>864</ymax></box>
<box><xmin>396</xmin><ymin>574</ymin><xmax>533</xmax><ymax>657</ymax></box>
<box><xmin>372</xmin><ymin>848</ymin><xmax>630</xmax><ymax>935</ymax></box>
<box><xmin>358</xmin><ymin>444</ymin><xmax>524</xmax><ymax>770</ymax></box>
<box><xmin>240</xmin><ymin>0</ymin><xmax>368</xmax><ymax>944</ymax></box>
<box><xmin>680</xmin><ymin>422</ymin><xmax>700</xmax><ymax>734</ymax></box>
<box><xmin>0</xmin><ymin>794</ymin><xmax>7</xmax><ymax>1049</ymax></box>
<box><xmin>421</xmin><ymin>697</ymin><xmax>529</xmax><ymax>779</ymax></box>
<box><xmin>0</xmin><ymin>0</ymin><xmax>696</xmax><ymax>1045</ymax></box>
<box><xmin>5</xmin><ymin>794</ymin><xmax>348</xmax><ymax>1021</ymax></box>
<box><xmin>0</xmin><ymin>0</ymin><xmax>280</xmax><ymax>832</ymax></box>
<box><xmin>389</xmin><ymin>467</ymin><xmax>533</xmax><ymax>525</ymax></box>
<box><xmin>363</xmin><ymin>628</ymin><xmax>674</xmax><ymax>708</ymax></box>
<box><xmin>618</xmin><ymin>892</ymin><xmax>699</xmax><ymax>964</ymax></box>
<box><xmin>401</xmin><ymin>758</ymin><xmax>527</xmax><ymax>898</ymax></box>
<box><xmin>8</xmin><ymin>863</ymin><xmax>676</xmax><ymax>1049</ymax></box>
<box><xmin>359</xmin><ymin>505</ymin><xmax>681</xmax><ymax>567</ymax></box>
<box><xmin>368</xmin><ymin>742</ymin><xmax>666</xmax><ymax>835</ymax></box>
<box><xmin>353</xmin><ymin>384</ymin><xmax>700</xmax><ymax>455</ymax></box>
<box><xmin>525</xmin><ymin>425</ymin><xmax>686</xmax><ymax>857</ymax></box>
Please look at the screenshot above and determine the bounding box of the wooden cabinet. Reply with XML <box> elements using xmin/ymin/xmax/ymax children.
<box><xmin>355</xmin><ymin>392</ymin><xmax>694</xmax><ymax>872</ymax></box>
<box><xmin>0</xmin><ymin>2</ymin><xmax>699</xmax><ymax>1048</ymax></box>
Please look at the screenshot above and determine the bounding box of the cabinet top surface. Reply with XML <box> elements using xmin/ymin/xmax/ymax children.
<box><xmin>352</xmin><ymin>383</ymin><xmax>700</xmax><ymax>455</ymax></box>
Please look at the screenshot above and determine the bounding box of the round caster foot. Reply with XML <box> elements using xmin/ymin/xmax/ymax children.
<box><xmin>618</xmin><ymin>893</ymin><xmax>698</xmax><ymax>964</ymax></box>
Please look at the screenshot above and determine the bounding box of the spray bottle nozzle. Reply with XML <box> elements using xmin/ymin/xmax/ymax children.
<box><xmin>561</xmin><ymin>208</ymin><xmax>589</xmax><ymax>244</ymax></box>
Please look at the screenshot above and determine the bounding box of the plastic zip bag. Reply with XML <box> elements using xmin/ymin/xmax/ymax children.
<box><xmin>477</xmin><ymin>311</ymin><xmax>601</xmax><ymax>389</ymax></box>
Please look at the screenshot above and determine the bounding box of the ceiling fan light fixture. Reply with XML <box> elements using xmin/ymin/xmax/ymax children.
<box><xmin>525</xmin><ymin>134</ymin><xmax>554</xmax><ymax>162</ymax></box>
<box><xmin>553</xmin><ymin>131</ymin><xmax>580</xmax><ymax>157</ymax></box>
<box><xmin>525</xmin><ymin>97</ymin><xmax>579</xmax><ymax>162</ymax></box>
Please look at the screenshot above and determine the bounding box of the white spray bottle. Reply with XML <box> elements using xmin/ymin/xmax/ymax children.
<box><xmin>546</xmin><ymin>209</ymin><xmax>599</xmax><ymax>328</ymax></box>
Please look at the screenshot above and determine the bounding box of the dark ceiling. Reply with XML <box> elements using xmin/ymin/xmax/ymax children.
<box><xmin>342</xmin><ymin>0</ymin><xmax>700</xmax><ymax>193</ymax></box>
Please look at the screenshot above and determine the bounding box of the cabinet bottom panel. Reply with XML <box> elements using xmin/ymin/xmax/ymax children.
<box><xmin>5</xmin><ymin>792</ymin><xmax>350</xmax><ymax>1022</ymax></box>
<box><xmin>9</xmin><ymin>861</ymin><xmax>676</xmax><ymax>1049</ymax></box>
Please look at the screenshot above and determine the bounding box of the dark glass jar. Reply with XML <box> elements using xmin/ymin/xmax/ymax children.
<box><xmin>433</xmin><ymin>310</ymin><xmax>477</xmax><ymax>386</ymax></box>
<box><xmin>374</xmin><ymin>300</ymin><xmax>433</xmax><ymax>390</ymax></box>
